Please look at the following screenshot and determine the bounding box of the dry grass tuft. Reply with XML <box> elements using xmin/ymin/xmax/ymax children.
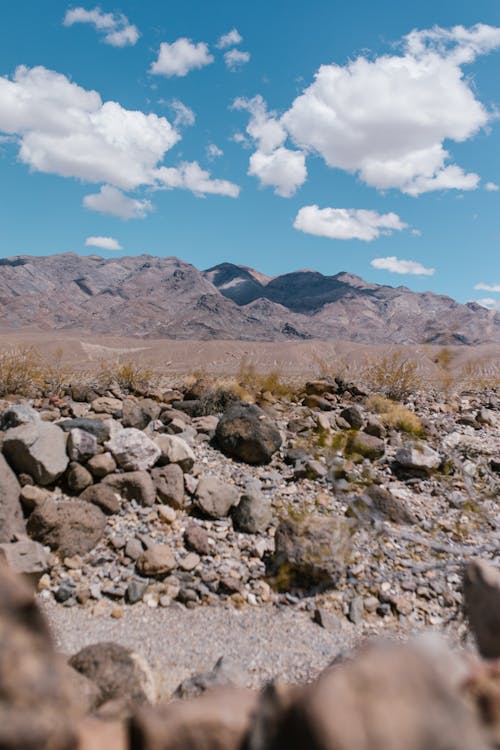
<box><xmin>366</xmin><ymin>394</ymin><xmax>424</xmax><ymax>436</ymax></box>
<box><xmin>0</xmin><ymin>346</ymin><xmax>71</xmax><ymax>398</ymax></box>
<box><xmin>363</xmin><ymin>351</ymin><xmax>421</xmax><ymax>400</ymax></box>
<box><xmin>95</xmin><ymin>358</ymin><xmax>158</xmax><ymax>394</ymax></box>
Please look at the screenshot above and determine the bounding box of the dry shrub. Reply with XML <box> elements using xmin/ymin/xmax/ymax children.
<box><xmin>458</xmin><ymin>359</ymin><xmax>500</xmax><ymax>392</ymax></box>
<box><xmin>236</xmin><ymin>358</ymin><xmax>295</xmax><ymax>400</ymax></box>
<box><xmin>364</xmin><ymin>351</ymin><xmax>421</xmax><ymax>400</ymax></box>
<box><xmin>95</xmin><ymin>358</ymin><xmax>157</xmax><ymax>394</ymax></box>
<box><xmin>367</xmin><ymin>394</ymin><xmax>424</xmax><ymax>436</ymax></box>
<box><xmin>0</xmin><ymin>346</ymin><xmax>43</xmax><ymax>396</ymax></box>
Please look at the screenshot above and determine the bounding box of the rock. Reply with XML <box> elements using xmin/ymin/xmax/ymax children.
<box><xmin>19</xmin><ymin>484</ymin><xmax>50</xmax><ymax>513</ymax></box>
<box><xmin>0</xmin><ymin>404</ymin><xmax>40</xmax><ymax>430</ymax></box>
<box><xmin>90</xmin><ymin>397</ymin><xmax>123</xmax><ymax>417</ymax></box>
<box><xmin>248</xmin><ymin>638</ymin><xmax>488</xmax><ymax>750</ymax></box>
<box><xmin>305</xmin><ymin>379</ymin><xmax>338</xmax><ymax>396</ymax></box>
<box><xmin>125</xmin><ymin>538</ymin><xmax>144</xmax><ymax>561</ymax></box>
<box><xmin>349</xmin><ymin>485</ymin><xmax>415</xmax><ymax>524</ymax></box>
<box><xmin>58</xmin><ymin>418</ymin><xmax>111</xmax><ymax>443</ymax></box>
<box><xmin>364</xmin><ymin>416</ymin><xmax>386</xmax><ymax>438</ymax></box>
<box><xmin>76</xmin><ymin>719</ymin><xmax>127</xmax><ymax>750</ymax></box>
<box><xmin>129</xmin><ymin>687</ymin><xmax>257</xmax><ymax>750</ymax></box>
<box><xmin>151</xmin><ymin>464</ymin><xmax>185</xmax><ymax>509</ymax></box>
<box><xmin>348</xmin><ymin>596</ymin><xmax>364</xmax><ymax>624</ymax></box>
<box><xmin>66</xmin><ymin>462</ymin><xmax>93</xmax><ymax>494</ymax></box>
<box><xmin>184</xmin><ymin>523</ymin><xmax>211</xmax><ymax>555</ymax></box>
<box><xmin>106</xmin><ymin>428</ymin><xmax>160</xmax><ymax>472</ymax></box>
<box><xmin>394</xmin><ymin>443</ymin><xmax>441</xmax><ymax>476</ymax></box>
<box><xmin>340</xmin><ymin>405</ymin><xmax>364</xmax><ymax>429</ymax></box>
<box><xmin>192</xmin><ymin>415</ymin><xmax>219</xmax><ymax>434</ymax></box>
<box><xmin>313</xmin><ymin>608</ymin><xmax>342</xmax><ymax>633</ymax></box>
<box><xmin>80</xmin><ymin>484</ymin><xmax>120</xmax><ymax>515</ymax></box>
<box><xmin>136</xmin><ymin>544</ymin><xmax>176</xmax><ymax>577</ymax></box>
<box><xmin>303</xmin><ymin>395</ymin><xmax>333</xmax><ymax>411</ymax></box>
<box><xmin>154</xmin><ymin>434</ymin><xmax>195</xmax><ymax>472</ymax></box>
<box><xmin>173</xmin><ymin>657</ymin><xmax>244</xmax><ymax>700</ymax></box>
<box><xmin>463</xmin><ymin>559</ymin><xmax>500</xmax><ymax>659</ymax></box>
<box><xmin>0</xmin><ymin>561</ymin><xmax>77</xmax><ymax>749</ymax></box>
<box><xmin>69</xmin><ymin>642</ymin><xmax>156</xmax><ymax>707</ymax></box>
<box><xmin>103</xmin><ymin>471</ymin><xmax>156</xmax><ymax>507</ymax></box>
<box><xmin>215</xmin><ymin>402</ymin><xmax>282</xmax><ymax>465</ymax></box>
<box><xmin>126</xmin><ymin>579</ymin><xmax>148</xmax><ymax>604</ymax></box>
<box><xmin>122</xmin><ymin>398</ymin><xmax>161</xmax><ymax>430</ymax></box>
<box><xmin>0</xmin><ymin>539</ymin><xmax>49</xmax><ymax>581</ymax></box>
<box><xmin>87</xmin><ymin>452</ymin><xmax>117</xmax><ymax>478</ymax></box>
<box><xmin>67</xmin><ymin>428</ymin><xmax>98</xmax><ymax>462</ymax></box>
<box><xmin>3</xmin><ymin>421</ymin><xmax>69</xmax><ymax>485</ymax></box>
<box><xmin>346</xmin><ymin>431</ymin><xmax>385</xmax><ymax>459</ymax></box>
<box><xmin>60</xmin><ymin>661</ymin><xmax>101</xmax><ymax>715</ymax></box>
<box><xmin>27</xmin><ymin>500</ymin><xmax>106</xmax><ymax>557</ymax></box>
<box><xmin>194</xmin><ymin>476</ymin><xmax>240</xmax><ymax>519</ymax></box>
<box><xmin>231</xmin><ymin>490</ymin><xmax>272</xmax><ymax>533</ymax></box>
<box><xmin>273</xmin><ymin>514</ymin><xmax>352</xmax><ymax>587</ymax></box>
<box><xmin>0</xmin><ymin>454</ymin><xmax>25</xmax><ymax>543</ymax></box>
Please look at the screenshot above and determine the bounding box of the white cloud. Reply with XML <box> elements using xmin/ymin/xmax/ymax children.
<box><xmin>232</xmin><ymin>95</ymin><xmax>286</xmax><ymax>153</ymax></box>
<box><xmin>63</xmin><ymin>7</ymin><xmax>139</xmax><ymax>47</ymax></box>
<box><xmin>474</xmin><ymin>282</ymin><xmax>500</xmax><ymax>292</ymax></box>
<box><xmin>249</xmin><ymin>148</ymin><xmax>306</xmax><ymax>197</ymax></box>
<box><xmin>85</xmin><ymin>235</ymin><xmax>122</xmax><ymax>250</ymax></box>
<box><xmin>169</xmin><ymin>99</ymin><xmax>195</xmax><ymax>128</ymax></box>
<box><xmin>0</xmin><ymin>66</ymin><xmax>179</xmax><ymax>190</ymax></box>
<box><xmin>371</xmin><ymin>256</ymin><xmax>435</xmax><ymax>275</ymax></box>
<box><xmin>83</xmin><ymin>185</ymin><xmax>153</xmax><ymax>219</ymax></box>
<box><xmin>224</xmin><ymin>49</ymin><xmax>251</xmax><ymax>71</ymax></box>
<box><xmin>207</xmin><ymin>143</ymin><xmax>223</xmax><ymax>160</ymax></box>
<box><xmin>217</xmin><ymin>28</ymin><xmax>243</xmax><ymax>49</ymax></box>
<box><xmin>475</xmin><ymin>297</ymin><xmax>500</xmax><ymax>309</ymax></box>
<box><xmin>485</xmin><ymin>181</ymin><xmax>500</xmax><ymax>191</ymax></box>
<box><xmin>294</xmin><ymin>205</ymin><xmax>407</xmax><ymax>241</ymax></box>
<box><xmin>230</xmin><ymin>131</ymin><xmax>251</xmax><ymax>147</ymax></box>
<box><xmin>150</xmin><ymin>39</ymin><xmax>214</xmax><ymax>77</ymax></box>
<box><xmin>279</xmin><ymin>24</ymin><xmax>500</xmax><ymax>195</ymax></box>
<box><xmin>154</xmin><ymin>162</ymin><xmax>240</xmax><ymax>197</ymax></box>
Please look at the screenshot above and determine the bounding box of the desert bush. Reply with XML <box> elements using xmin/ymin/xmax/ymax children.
<box><xmin>236</xmin><ymin>358</ymin><xmax>296</xmax><ymax>400</ymax></box>
<box><xmin>0</xmin><ymin>346</ymin><xmax>43</xmax><ymax>396</ymax></box>
<box><xmin>95</xmin><ymin>358</ymin><xmax>157</xmax><ymax>394</ymax></box>
<box><xmin>364</xmin><ymin>351</ymin><xmax>421</xmax><ymax>400</ymax></box>
<box><xmin>458</xmin><ymin>358</ymin><xmax>500</xmax><ymax>392</ymax></box>
<box><xmin>366</xmin><ymin>394</ymin><xmax>424</xmax><ymax>436</ymax></box>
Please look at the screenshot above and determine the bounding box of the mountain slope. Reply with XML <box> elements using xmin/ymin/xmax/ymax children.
<box><xmin>0</xmin><ymin>254</ymin><xmax>497</xmax><ymax>344</ymax></box>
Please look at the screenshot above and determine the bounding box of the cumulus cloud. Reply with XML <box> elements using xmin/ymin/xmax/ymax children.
<box><xmin>150</xmin><ymin>39</ymin><xmax>213</xmax><ymax>77</ymax></box>
<box><xmin>63</xmin><ymin>6</ymin><xmax>139</xmax><ymax>47</ymax></box>
<box><xmin>485</xmin><ymin>181</ymin><xmax>499</xmax><ymax>191</ymax></box>
<box><xmin>231</xmin><ymin>24</ymin><xmax>499</xmax><ymax>197</ymax></box>
<box><xmin>224</xmin><ymin>49</ymin><xmax>251</xmax><ymax>71</ymax></box>
<box><xmin>168</xmin><ymin>99</ymin><xmax>195</xmax><ymax>128</ymax></box>
<box><xmin>85</xmin><ymin>235</ymin><xmax>122</xmax><ymax>250</ymax></box>
<box><xmin>371</xmin><ymin>256</ymin><xmax>435</xmax><ymax>275</ymax></box>
<box><xmin>207</xmin><ymin>143</ymin><xmax>223</xmax><ymax>160</ymax></box>
<box><xmin>217</xmin><ymin>28</ymin><xmax>243</xmax><ymax>49</ymax></box>
<box><xmin>232</xmin><ymin>95</ymin><xmax>306</xmax><ymax>195</ymax></box>
<box><xmin>475</xmin><ymin>298</ymin><xmax>500</xmax><ymax>309</ymax></box>
<box><xmin>83</xmin><ymin>185</ymin><xmax>153</xmax><ymax>219</ymax></box>
<box><xmin>474</xmin><ymin>282</ymin><xmax>500</xmax><ymax>292</ymax></box>
<box><xmin>293</xmin><ymin>206</ymin><xmax>407</xmax><ymax>241</ymax></box>
<box><xmin>154</xmin><ymin>162</ymin><xmax>240</xmax><ymax>197</ymax></box>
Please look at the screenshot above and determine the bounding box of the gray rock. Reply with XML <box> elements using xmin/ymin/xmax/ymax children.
<box><xmin>105</xmin><ymin>428</ymin><xmax>160</xmax><ymax>472</ymax></box>
<box><xmin>26</xmin><ymin>500</ymin><xmax>106</xmax><ymax>557</ymax></box>
<box><xmin>103</xmin><ymin>471</ymin><xmax>156</xmax><ymax>507</ymax></box>
<box><xmin>67</xmin><ymin>428</ymin><xmax>98</xmax><ymax>462</ymax></box>
<box><xmin>394</xmin><ymin>443</ymin><xmax>441</xmax><ymax>475</ymax></box>
<box><xmin>194</xmin><ymin>476</ymin><xmax>240</xmax><ymax>519</ymax></box>
<box><xmin>346</xmin><ymin>431</ymin><xmax>385</xmax><ymax>459</ymax></box>
<box><xmin>231</xmin><ymin>490</ymin><xmax>272</xmax><ymax>533</ymax></box>
<box><xmin>463</xmin><ymin>559</ymin><xmax>500</xmax><ymax>659</ymax></box>
<box><xmin>151</xmin><ymin>464</ymin><xmax>185</xmax><ymax>509</ymax></box>
<box><xmin>349</xmin><ymin>485</ymin><xmax>415</xmax><ymax>524</ymax></box>
<box><xmin>0</xmin><ymin>539</ymin><xmax>49</xmax><ymax>581</ymax></box>
<box><xmin>215</xmin><ymin>402</ymin><xmax>282</xmax><ymax>465</ymax></box>
<box><xmin>125</xmin><ymin>538</ymin><xmax>144</xmax><ymax>561</ymax></box>
<box><xmin>126</xmin><ymin>579</ymin><xmax>148</xmax><ymax>604</ymax></box>
<box><xmin>173</xmin><ymin>656</ymin><xmax>244</xmax><ymax>699</ymax></box>
<box><xmin>58</xmin><ymin>418</ymin><xmax>111</xmax><ymax>443</ymax></box>
<box><xmin>340</xmin><ymin>405</ymin><xmax>364</xmax><ymax>429</ymax></box>
<box><xmin>90</xmin><ymin>397</ymin><xmax>123</xmax><ymax>417</ymax></box>
<box><xmin>0</xmin><ymin>453</ymin><xmax>25</xmax><ymax>542</ymax></box>
<box><xmin>69</xmin><ymin>642</ymin><xmax>156</xmax><ymax>707</ymax></box>
<box><xmin>0</xmin><ymin>404</ymin><xmax>40</xmax><ymax>430</ymax></box>
<box><xmin>19</xmin><ymin>484</ymin><xmax>50</xmax><ymax>513</ymax></box>
<box><xmin>348</xmin><ymin>596</ymin><xmax>365</xmax><ymax>624</ymax></box>
<box><xmin>122</xmin><ymin>398</ymin><xmax>161</xmax><ymax>430</ymax></box>
<box><xmin>154</xmin><ymin>434</ymin><xmax>195</xmax><ymax>472</ymax></box>
<box><xmin>3</xmin><ymin>421</ymin><xmax>69</xmax><ymax>485</ymax></box>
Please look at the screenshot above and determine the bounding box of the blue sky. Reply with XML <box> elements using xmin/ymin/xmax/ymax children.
<box><xmin>1</xmin><ymin>1</ymin><xmax>500</xmax><ymax>307</ymax></box>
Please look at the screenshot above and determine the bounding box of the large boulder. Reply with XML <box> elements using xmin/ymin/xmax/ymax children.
<box><xmin>0</xmin><ymin>454</ymin><xmax>25</xmax><ymax>543</ymax></box>
<box><xmin>105</xmin><ymin>428</ymin><xmax>160</xmax><ymax>472</ymax></box>
<box><xmin>194</xmin><ymin>476</ymin><xmax>240</xmax><ymax>519</ymax></box>
<box><xmin>69</xmin><ymin>642</ymin><xmax>156</xmax><ymax>708</ymax></box>
<box><xmin>273</xmin><ymin>514</ymin><xmax>352</xmax><ymax>587</ymax></box>
<box><xmin>248</xmin><ymin>638</ymin><xmax>489</xmax><ymax>750</ymax></box>
<box><xmin>463</xmin><ymin>559</ymin><xmax>500</xmax><ymax>659</ymax></box>
<box><xmin>0</xmin><ymin>561</ymin><xmax>77</xmax><ymax>749</ymax></box>
<box><xmin>215</xmin><ymin>403</ymin><xmax>282</xmax><ymax>465</ymax></box>
<box><xmin>26</xmin><ymin>500</ymin><xmax>106</xmax><ymax>557</ymax></box>
<box><xmin>3</xmin><ymin>421</ymin><xmax>69</xmax><ymax>485</ymax></box>
<box><xmin>0</xmin><ymin>404</ymin><xmax>40</xmax><ymax>430</ymax></box>
<box><xmin>129</xmin><ymin>687</ymin><xmax>257</xmax><ymax>750</ymax></box>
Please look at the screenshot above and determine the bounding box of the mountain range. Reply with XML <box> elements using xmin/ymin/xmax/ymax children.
<box><xmin>0</xmin><ymin>253</ymin><xmax>497</xmax><ymax>345</ymax></box>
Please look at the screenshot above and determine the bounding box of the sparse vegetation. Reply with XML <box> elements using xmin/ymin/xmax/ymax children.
<box><xmin>364</xmin><ymin>350</ymin><xmax>421</xmax><ymax>400</ymax></box>
<box><xmin>95</xmin><ymin>358</ymin><xmax>158</xmax><ymax>394</ymax></box>
<box><xmin>366</xmin><ymin>394</ymin><xmax>424</xmax><ymax>436</ymax></box>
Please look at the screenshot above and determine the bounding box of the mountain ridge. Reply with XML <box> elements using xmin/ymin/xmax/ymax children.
<box><xmin>0</xmin><ymin>253</ymin><xmax>497</xmax><ymax>345</ymax></box>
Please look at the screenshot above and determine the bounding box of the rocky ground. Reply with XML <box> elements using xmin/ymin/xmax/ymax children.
<box><xmin>0</xmin><ymin>370</ymin><xmax>499</xmax><ymax>747</ymax></box>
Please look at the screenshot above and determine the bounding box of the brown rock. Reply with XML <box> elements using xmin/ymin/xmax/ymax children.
<box><xmin>66</xmin><ymin>461</ymin><xmax>93</xmax><ymax>494</ymax></box>
<box><xmin>80</xmin><ymin>483</ymin><xmax>120</xmax><ymax>515</ymax></box>
<box><xmin>136</xmin><ymin>544</ymin><xmax>176</xmax><ymax>577</ymax></box>
<box><xmin>0</xmin><ymin>453</ymin><xmax>25</xmax><ymax>543</ymax></box>
<box><xmin>184</xmin><ymin>523</ymin><xmax>211</xmax><ymax>555</ymax></box>
<box><xmin>151</xmin><ymin>464</ymin><xmax>185</xmax><ymax>509</ymax></box>
<box><xmin>215</xmin><ymin>402</ymin><xmax>282</xmax><ymax>465</ymax></box>
<box><xmin>87</xmin><ymin>452</ymin><xmax>117</xmax><ymax>478</ymax></box>
<box><xmin>103</xmin><ymin>471</ymin><xmax>156</xmax><ymax>507</ymax></box>
<box><xmin>26</xmin><ymin>499</ymin><xmax>106</xmax><ymax>557</ymax></box>
<box><xmin>0</xmin><ymin>539</ymin><xmax>49</xmax><ymax>582</ymax></box>
<box><xmin>194</xmin><ymin>476</ymin><xmax>240</xmax><ymax>519</ymax></box>
<box><xmin>463</xmin><ymin>559</ymin><xmax>500</xmax><ymax>659</ymax></box>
